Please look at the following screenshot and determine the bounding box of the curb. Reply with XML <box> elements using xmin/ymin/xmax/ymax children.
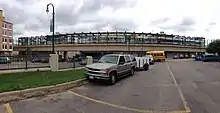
<box><xmin>58</xmin><ymin>67</ymin><xmax>84</xmax><ymax>71</ymax></box>
<box><xmin>0</xmin><ymin>67</ymin><xmax>84</xmax><ymax>75</ymax></box>
<box><xmin>0</xmin><ymin>78</ymin><xmax>88</xmax><ymax>104</ymax></box>
<box><xmin>0</xmin><ymin>68</ymin><xmax>51</xmax><ymax>75</ymax></box>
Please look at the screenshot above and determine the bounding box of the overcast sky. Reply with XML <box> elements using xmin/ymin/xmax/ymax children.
<box><xmin>1</xmin><ymin>0</ymin><xmax>220</xmax><ymax>40</ymax></box>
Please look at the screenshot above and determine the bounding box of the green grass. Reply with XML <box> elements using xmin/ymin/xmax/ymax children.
<box><xmin>0</xmin><ymin>69</ymin><xmax>85</xmax><ymax>93</ymax></box>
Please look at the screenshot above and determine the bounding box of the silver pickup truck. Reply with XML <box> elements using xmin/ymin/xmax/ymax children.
<box><xmin>85</xmin><ymin>54</ymin><xmax>136</xmax><ymax>85</ymax></box>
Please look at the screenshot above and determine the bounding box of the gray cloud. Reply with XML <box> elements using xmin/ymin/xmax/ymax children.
<box><xmin>15</xmin><ymin>0</ymin><xmax>37</xmax><ymax>4</ymax></box>
<box><xmin>209</xmin><ymin>22</ymin><xmax>216</xmax><ymax>26</ymax></box>
<box><xmin>25</xmin><ymin>23</ymin><xmax>41</xmax><ymax>32</ymax></box>
<box><xmin>13</xmin><ymin>24</ymin><xmax>25</xmax><ymax>37</ymax></box>
<box><xmin>150</xmin><ymin>18</ymin><xmax>170</xmax><ymax>25</ymax></box>
<box><xmin>159</xmin><ymin>18</ymin><xmax>196</xmax><ymax>33</ymax></box>
<box><xmin>79</xmin><ymin>0</ymin><xmax>136</xmax><ymax>13</ymax></box>
<box><xmin>59</xmin><ymin>18</ymin><xmax>137</xmax><ymax>33</ymax></box>
<box><xmin>1</xmin><ymin>0</ymin><xmax>137</xmax><ymax>37</ymax></box>
<box><xmin>180</xmin><ymin>18</ymin><xmax>195</xmax><ymax>26</ymax></box>
<box><xmin>55</xmin><ymin>3</ymin><xmax>79</xmax><ymax>25</ymax></box>
<box><xmin>0</xmin><ymin>3</ymin><xmax>27</xmax><ymax>24</ymax></box>
<box><xmin>110</xmin><ymin>19</ymin><xmax>137</xmax><ymax>31</ymax></box>
<box><xmin>205</xmin><ymin>22</ymin><xmax>217</xmax><ymax>32</ymax></box>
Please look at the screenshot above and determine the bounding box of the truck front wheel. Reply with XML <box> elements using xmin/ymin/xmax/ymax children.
<box><xmin>109</xmin><ymin>72</ymin><xmax>117</xmax><ymax>85</ymax></box>
<box><xmin>130</xmin><ymin>68</ymin><xmax>134</xmax><ymax>76</ymax></box>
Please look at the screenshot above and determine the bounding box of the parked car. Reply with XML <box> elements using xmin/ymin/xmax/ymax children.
<box><xmin>173</xmin><ymin>54</ymin><xmax>179</xmax><ymax>59</ymax></box>
<box><xmin>195</xmin><ymin>55</ymin><xmax>203</xmax><ymax>61</ymax></box>
<box><xmin>79</xmin><ymin>59</ymin><xmax>87</xmax><ymax>65</ymax></box>
<box><xmin>203</xmin><ymin>54</ymin><xmax>220</xmax><ymax>62</ymax></box>
<box><xmin>184</xmin><ymin>54</ymin><xmax>189</xmax><ymax>58</ymax></box>
<box><xmin>85</xmin><ymin>54</ymin><xmax>135</xmax><ymax>85</ymax></box>
<box><xmin>191</xmin><ymin>54</ymin><xmax>195</xmax><ymax>58</ymax></box>
<box><xmin>146</xmin><ymin>55</ymin><xmax>154</xmax><ymax>65</ymax></box>
<box><xmin>66</xmin><ymin>57</ymin><xmax>74</xmax><ymax>62</ymax></box>
<box><xmin>179</xmin><ymin>54</ymin><xmax>184</xmax><ymax>59</ymax></box>
<box><xmin>32</xmin><ymin>57</ymin><xmax>49</xmax><ymax>63</ymax></box>
<box><xmin>31</xmin><ymin>58</ymin><xmax>41</xmax><ymax>63</ymax></box>
<box><xmin>59</xmin><ymin>58</ymin><xmax>66</xmax><ymax>62</ymax></box>
<box><xmin>41</xmin><ymin>58</ymin><xmax>49</xmax><ymax>63</ymax></box>
<box><xmin>0</xmin><ymin>57</ymin><xmax>11</xmax><ymax>64</ymax></box>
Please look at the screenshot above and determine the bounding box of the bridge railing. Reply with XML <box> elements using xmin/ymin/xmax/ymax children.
<box><xmin>17</xmin><ymin>32</ymin><xmax>206</xmax><ymax>47</ymax></box>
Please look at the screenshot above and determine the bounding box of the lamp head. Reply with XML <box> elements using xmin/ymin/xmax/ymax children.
<box><xmin>46</xmin><ymin>5</ymin><xmax>49</xmax><ymax>13</ymax></box>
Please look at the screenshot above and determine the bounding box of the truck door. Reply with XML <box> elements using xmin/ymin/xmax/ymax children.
<box><xmin>118</xmin><ymin>56</ymin><xmax>126</xmax><ymax>76</ymax></box>
<box><xmin>125</xmin><ymin>55</ymin><xmax>132</xmax><ymax>72</ymax></box>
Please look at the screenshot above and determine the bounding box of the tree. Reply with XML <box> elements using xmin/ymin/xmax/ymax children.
<box><xmin>206</xmin><ymin>39</ymin><xmax>220</xmax><ymax>55</ymax></box>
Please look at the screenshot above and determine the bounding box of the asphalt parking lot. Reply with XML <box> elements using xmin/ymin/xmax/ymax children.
<box><xmin>1</xmin><ymin>59</ymin><xmax>220</xmax><ymax>113</ymax></box>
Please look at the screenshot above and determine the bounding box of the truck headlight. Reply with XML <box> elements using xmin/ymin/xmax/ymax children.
<box><xmin>101</xmin><ymin>69</ymin><xmax>109</xmax><ymax>74</ymax></box>
<box><xmin>85</xmin><ymin>67</ymin><xmax>89</xmax><ymax>72</ymax></box>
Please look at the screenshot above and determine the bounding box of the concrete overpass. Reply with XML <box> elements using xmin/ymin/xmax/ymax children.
<box><xmin>14</xmin><ymin>44</ymin><xmax>206</xmax><ymax>52</ymax></box>
<box><xmin>14</xmin><ymin>44</ymin><xmax>206</xmax><ymax>58</ymax></box>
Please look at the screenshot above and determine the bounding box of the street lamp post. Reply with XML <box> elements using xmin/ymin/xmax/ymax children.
<box><xmin>46</xmin><ymin>3</ymin><xmax>55</xmax><ymax>54</ymax></box>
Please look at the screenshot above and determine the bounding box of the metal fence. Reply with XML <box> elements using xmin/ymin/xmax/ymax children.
<box><xmin>0</xmin><ymin>55</ymin><xmax>89</xmax><ymax>70</ymax></box>
<box><xmin>58</xmin><ymin>56</ymin><xmax>78</xmax><ymax>69</ymax></box>
<box><xmin>57</xmin><ymin>55</ymin><xmax>100</xmax><ymax>69</ymax></box>
<box><xmin>0</xmin><ymin>55</ymin><xmax>50</xmax><ymax>70</ymax></box>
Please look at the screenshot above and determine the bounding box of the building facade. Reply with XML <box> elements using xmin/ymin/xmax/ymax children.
<box><xmin>0</xmin><ymin>10</ymin><xmax>13</xmax><ymax>55</ymax></box>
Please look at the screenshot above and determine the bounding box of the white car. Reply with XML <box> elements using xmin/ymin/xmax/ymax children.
<box><xmin>191</xmin><ymin>54</ymin><xmax>195</xmax><ymax>58</ymax></box>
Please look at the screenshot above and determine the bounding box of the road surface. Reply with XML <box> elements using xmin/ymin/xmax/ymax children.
<box><xmin>1</xmin><ymin>59</ymin><xmax>220</xmax><ymax>113</ymax></box>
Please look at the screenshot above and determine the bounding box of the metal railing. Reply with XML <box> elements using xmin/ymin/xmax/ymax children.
<box><xmin>17</xmin><ymin>32</ymin><xmax>206</xmax><ymax>47</ymax></box>
<box><xmin>0</xmin><ymin>55</ymin><xmax>50</xmax><ymax>70</ymax></box>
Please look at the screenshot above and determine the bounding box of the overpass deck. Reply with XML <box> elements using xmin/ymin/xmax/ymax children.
<box><xmin>14</xmin><ymin>44</ymin><xmax>206</xmax><ymax>52</ymax></box>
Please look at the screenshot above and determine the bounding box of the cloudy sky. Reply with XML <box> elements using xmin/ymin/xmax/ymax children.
<box><xmin>1</xmin><ymin>0</ymin><xmax>220</xmax><ymax>40</ymax></box>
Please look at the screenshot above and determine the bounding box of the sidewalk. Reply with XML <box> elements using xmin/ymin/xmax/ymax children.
<box><xmin>0</xmin><ymin>67</ymin><xmax>84</xmax><ymax>75</ymax></box>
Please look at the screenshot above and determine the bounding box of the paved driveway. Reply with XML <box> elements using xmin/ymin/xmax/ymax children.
<box><xmin>1</xmin><ymin>60</ymin><xmax>220</xmax><ymax>113</ymax></box>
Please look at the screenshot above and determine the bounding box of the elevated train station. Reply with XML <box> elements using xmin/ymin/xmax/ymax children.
<box><xmin>15</xmin><ymin>31</ymin><xmax>206</xmax><ymax>58</ymax></box>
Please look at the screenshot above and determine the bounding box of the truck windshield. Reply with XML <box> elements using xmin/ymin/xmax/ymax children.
<box><xmin>99</xmin><ymin>55</ymin><xmax>119</xmax><ymax>64</ymax></box>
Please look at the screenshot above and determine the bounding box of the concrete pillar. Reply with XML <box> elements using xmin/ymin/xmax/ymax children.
<box><xmin>49</xmin><ymin>54</ymin><xmax>59</xmax><ymax>71</ymax></box>
<box><xmin>64</xmin><ymin>51</ymin><xmax>67</xmax><ymax>59</ymax></box>
<box><xmin>86</xmin><ymin>56</ymin><xmax>93</xmax><ymax>65</ymax></box>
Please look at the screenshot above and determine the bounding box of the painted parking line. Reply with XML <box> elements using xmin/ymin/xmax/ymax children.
<box><xmin>4</xmin><ymin>103</ymin><xmax>13</xmax><ymax>113</ymax></box>
<box><xmin>166</xmin><ymin>63</ymin><xmax>191</xmax><ymax>113</ymax></box>
<box><xmin>69</xmin><ymin>90</ymin><xmax>154</xmax><ymax>113</ymax></box>
<box><xmin>69</xmin><ymin>90</ymin><xmax>189</xmax><ymax>113</ymax></box>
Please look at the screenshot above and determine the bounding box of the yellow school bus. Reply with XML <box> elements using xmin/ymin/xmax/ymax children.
<box><xmin>146</xmin><ymin>51</ymin><xmax>165</xmax><ymax>62</ymax></box>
